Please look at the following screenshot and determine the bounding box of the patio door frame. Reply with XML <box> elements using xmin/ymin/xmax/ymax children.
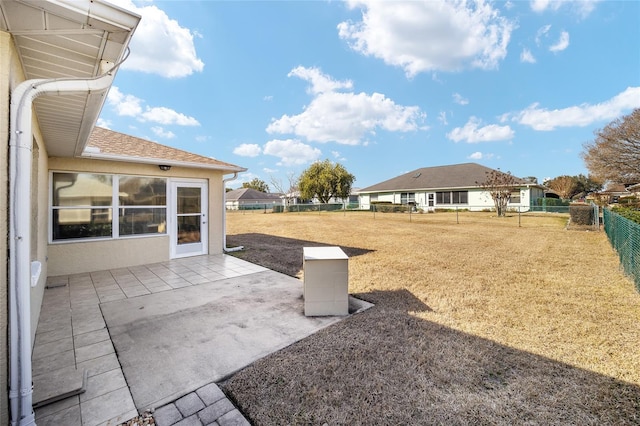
<box><xmin>169</xmin><ymin>178</ymin><xmax>208</xmax><ymax>259</ymax></box>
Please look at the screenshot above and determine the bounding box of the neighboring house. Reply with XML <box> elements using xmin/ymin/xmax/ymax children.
<box><xmin>358</xmin><ymin>163</ymin><xmax>545</xmax><ymax>212</ymax></box>
<box><xmin>225</xmin><ymin>187</ymin><xmax>282</xmax><ymax>210</ymax></box>
<box><xmin>0</xmin><ymin>2</ymin><xmax>244</xmax><ymax>424</ymax></box>
<box><xmin>598</xmin><ymin>183</ymin><xmax>638</xmax><ymax>204</ymax></box>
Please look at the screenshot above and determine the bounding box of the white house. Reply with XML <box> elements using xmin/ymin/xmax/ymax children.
<box><xmin>225</xmin><ymin>187</ymin><xmax>282</xmax><ymax>210</ymax></box>
<box><xmin>358</xmin><ymin>163</ymin><xmax>545</xmax><ymax>212</ymax></box>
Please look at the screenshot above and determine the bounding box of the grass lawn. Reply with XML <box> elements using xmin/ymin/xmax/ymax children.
<box><xmin>222</xmin><ymin>211</ymin><xmax>640</xmax><ymax>425</ymax></box>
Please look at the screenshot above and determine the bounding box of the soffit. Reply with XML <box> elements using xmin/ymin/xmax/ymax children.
<box><xmin>0</xmin><ymin>0</ymin><xmax>139</xmax><ymax>156</ymax></box>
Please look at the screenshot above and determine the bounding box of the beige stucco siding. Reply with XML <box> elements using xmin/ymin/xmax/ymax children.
<box><xmin>0</xmin><ymin>30</ymin><xmax>11</xmax><ymax>426</ymax></box>
<box><xmin>1</xmin><ymin>29</ymin><xmax>52</xmax><ymax>424</ymax></box>
<box><xmin>47</xmin><ymin>157</ymin><xmax>227</xmax><ymax>275</ymax></box>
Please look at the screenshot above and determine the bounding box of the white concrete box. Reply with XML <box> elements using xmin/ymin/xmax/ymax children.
<box><xmin>303</xmin><ymin>246</ymin><xmax>349</xmax><ymax>316</ymax></box>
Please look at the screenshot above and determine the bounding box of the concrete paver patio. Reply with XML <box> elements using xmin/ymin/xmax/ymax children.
<box><xmin>32</xmin><ymin>254</ymin><xmax>369</xmax><ymax>425</ymax></box>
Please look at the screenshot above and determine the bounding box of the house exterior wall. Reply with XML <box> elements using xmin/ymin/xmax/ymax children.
<box><xmin>47</xmin><ymin>157</ymin><xmax>227</xmax><ymax>276</ymax></box>
<box><xmin>1</xmin><ymin>30</ymin><xmax>11</xmax><ymax>426</ymax></box>
<box><xmin>360</xmin><ymin>186</ymin><xmax>541</xmax><ymax>212</ymax></box>
<box><xmin>1</xmin><ymin>30</ymin><xmax>52</xmax><ymax>424</ymax></box>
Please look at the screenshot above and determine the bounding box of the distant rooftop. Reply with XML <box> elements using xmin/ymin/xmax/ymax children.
<box><xmin>360</xmin><ymin>163</ymin><xmax>533</xmax><ymax>192</ymax></box>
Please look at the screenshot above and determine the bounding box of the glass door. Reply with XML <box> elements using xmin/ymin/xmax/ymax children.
<box><xmin>171</xmin><ymin>180</ymin><xmax>208</xmax><ymax>258</ymax></box>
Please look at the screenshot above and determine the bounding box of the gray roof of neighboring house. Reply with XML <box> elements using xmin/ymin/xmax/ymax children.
<box><xmin>226</xmin><ymin>188</ymin><xmax>282</xmax><ymax>201</ymax></box>
<box><xmin>359</xmin><ymin>163</ymin><xmax>534</xmax><ymax>193</ymax></box>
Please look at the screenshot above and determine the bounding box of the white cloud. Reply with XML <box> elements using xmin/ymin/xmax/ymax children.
<box><xmin>438</xmin><ymin>111</ymin><xmax>448</xmax><ymax>125</ymax></box>
<box><xmin>233</xmin><ymin>143</ymin><xmax>262</xmax><ymax>157</ymax></box>
<box><xmin>267</xmin><ymin>66</ymin><xmax>424</xmax><ymax>145</ymax></box>
<box><xmin>96</xmin><ymin>118</ymin><xmax>112</xmax><ymax>129</ymax></box>
<box><xmin>195</xmin><ymin>135</ymin><xmax>209</xmax><ymax>143</ymax></box>
<box><xmin>510</xmin><ymin>87</ymin><xmax>640</xmax><ymax>131</ymax></box>
<box><xmin>140</xmin><ymin>107</ymin><xmax>199</xmax><ymax>126</ymax></box>
<box><xmin>108</xmin><ymin>0</ymin><xmax>204</xmax><ymax>78</ymax></box>
<box><xmin>107</xmin><ymin>86</ymin><xmax>199</xmax><ymax>126</ymax></box>
<box><xmin>453</xmin><ymin>93</ymin><xmax>469</xmax><ymax>105</ymax></box>
<box><xmin>447</xmin><ymin>116</ymin><xmax>514</xmax><ymax>143</ymax></box>
<box><xmin>263</xmin><ymin>95</ymin><xmax>273</xmax><ymax>101</ymax></box>
<box><xmin>520</xmin><ymin>48</ymin><xmax>536</xmax><ymax>63</ymax></box>
<box><xmin>549</xmin><ymin>31</ymin><xmax>570</xmax><ymax>52</ymax></box>
<box><xmin>531</xmin><ymin>0</ymin><xmax>600</xmax><ymax>18</ymax></box>
<box><xmin>468</xmin><ymin>151</ymin><xmax>494</xmax><ymax>160</ymax></box>
<box><xmin>107</xmin><ymin>86</ymin><xmax>143</xmax><ymax>117</ymax></box>
<box><xmin>288</xmin><ymin>66</ymin><xmax>353</xmax><ymax>94</ymax></box>
<box><xmin>263</xmin><ymin>139</ymin><xmax>321</xmax><ymax>166</ymax></box>
<box><xmin>338</xmin><ymin>0</ymin><xmax>515</xmax><ymax>76</ymax></box>
<box><xmin>535</xmin><ymin>24</ymin><xmax>552</xmax><ymax>46</ymax></box>
<box><xmin>151</xmin><ymin>126</ymin><xmax>175</xmax><ymax>139</ymax></box>
<box><xmin>263</xmin><ymin>167</ymin><xmax>278</xmax><ymax>174</ymax></box>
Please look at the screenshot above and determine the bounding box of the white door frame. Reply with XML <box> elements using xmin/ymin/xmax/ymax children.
<box><xmin>169</xmin><ymin>179</ymin><xmax>208</xmax><ymax>259</ymax></box>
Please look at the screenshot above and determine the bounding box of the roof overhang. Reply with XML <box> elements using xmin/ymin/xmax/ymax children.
<box><xmin>0</xmin><ymin>0</ymin><xmax>140</xmax><ymax>157</ymax></box>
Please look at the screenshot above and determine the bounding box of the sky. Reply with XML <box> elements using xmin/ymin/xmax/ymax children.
<box><xmin>99</xmin><ymin>0</ymin><xmax>640</xmax><ymax>190</ymax></box>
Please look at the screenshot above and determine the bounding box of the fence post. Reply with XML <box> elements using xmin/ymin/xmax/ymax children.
<box><xmin>518</xmin><ymin>206</ymin><xmax>521</xmax><ymax>227</ymax></box>
<box><xmin>456</xmin><ymin>206</ymin><xmax>459</xmax><ymax>224</ymax></box>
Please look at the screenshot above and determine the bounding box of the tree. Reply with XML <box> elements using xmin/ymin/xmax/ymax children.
<box><xmin>546</xmin><ymin>175</ymin><xmax>577</xmax><ymax>199</ymax></box>
<box><xmin>298</xmin><ymin>160</ymin><xmax>355</xmax><ymax>204</ymax></box>
<box><xmin>574</xmin><ymin>174</ymin><xmax>603</xmax><ymax>195</ymax></box>
<box><xmin>476</xmin><ymin>169</ymin><xmax>518</xmax><ymax>217</ymax></box>
<box><xmin>582</xmin><ymin>109</ymin><xmax>640</xmax><ymax>184</ymax></box>
<box><xmin>242</xmin><ymin>178</ymin><xmax>269</xmax><ymax>193</ymax></box>
<box><xmin>270</xmin><ymin>172</ymin><xmax>298</xmax><ymax>211</ymax></box>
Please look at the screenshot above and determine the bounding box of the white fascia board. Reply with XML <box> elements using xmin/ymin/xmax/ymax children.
<box><xmin>79</xmin><ymin>151</ymin><xmax>247</xmax><ymax>173</ymax></box>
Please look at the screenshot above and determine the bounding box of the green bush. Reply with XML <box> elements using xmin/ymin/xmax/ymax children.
<box><xmin>536</xmin><ymin>198</ymin><xmax>570</xmax><ymax>207</ymax></box>
<box><xmin>569</xmin><ymin>204</ymin><xmax>595</xmax><ymax>225</ymax></box>
<box><xmin>612</xmin><ymin>206</ymin><xmax>640</xmax><ymax>224</ymax></box>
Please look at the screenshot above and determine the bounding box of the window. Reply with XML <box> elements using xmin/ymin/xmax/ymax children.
<box><xmin>400</xmin><ymin>192</ymin><xmax>415</xmax><ymax>205</ymax></box>
<box><xmin>510</xmin><ymin>191</ymin><xmax>521</xmax><ymax>204</ymax></box>
<box><xmin>119</xmin><ymin>177</ymin><xmax>167</xmax><ymax>236</ymax></box>
<box><xmin>51</xmin><ymin>172</ymin><xmax>167</xmax><ymax>241</ymax></box>
<box><xmin>436</xmin><ymin>191</ymin><xmax>468</xmax><ymax>205</ymax></box>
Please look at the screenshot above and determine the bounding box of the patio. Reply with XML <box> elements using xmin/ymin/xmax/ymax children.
<box><xmin>32</xmin><ymin>254</ymin><xmax>369</xmax><ymax>425</ymax></box>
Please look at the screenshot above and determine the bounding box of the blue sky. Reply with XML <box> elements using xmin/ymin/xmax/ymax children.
<box><xmin>100</xmin><ymin>0</ymin><xmax>640</xmax><ymax>189</ymax></box>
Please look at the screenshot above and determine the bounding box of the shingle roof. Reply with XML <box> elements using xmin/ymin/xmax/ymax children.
<box><xmin>226</xmin><ymin>188</ymin><xmax>282</xmax><ymax>201</ymax></box>
<box><xmin>359</xmin><ymin>163</ymin><xmax>532</xmax><ymax>192</ymax></box>
<box><xmin>83</xmin><ymin>127</ymin><xmax>245</xmax><ymax>172</ymax></box>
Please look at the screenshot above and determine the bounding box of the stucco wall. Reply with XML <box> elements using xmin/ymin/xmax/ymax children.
<box><xmin>47</xmin><ymin>157</ymin><xmax>226</xmax><ymax>275</ymax></box>
<box><xmin>1</xmin><ymin>30</ymin><xmax>12</xmax><ymax>426</ymax></box>
<box><xmin>1</xmin><ymin>29</ymin><xmax>52</xmax><ymax>425</ymax></box>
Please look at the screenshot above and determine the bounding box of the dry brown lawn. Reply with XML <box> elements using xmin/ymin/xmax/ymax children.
<box><xmin>221</xmin><ymin>211</ymin><xmax>640</xmax><ymax>425</ymax></box>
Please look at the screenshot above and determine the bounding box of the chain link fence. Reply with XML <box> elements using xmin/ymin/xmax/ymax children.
<box><xmin>603</xmin><ymin>208</ymin><xmax>640</xmax><ymax>292</ymax></box>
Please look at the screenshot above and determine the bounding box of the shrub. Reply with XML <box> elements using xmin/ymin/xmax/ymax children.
<box><xmin>569</xmin><ymin>204</ymin><xmax>595</xmax><ymax>225</ymax></box>
<box><xmin>612</xmin><ymin>206</ymin><xmax>640</xmax><ymax>224</ymax></box>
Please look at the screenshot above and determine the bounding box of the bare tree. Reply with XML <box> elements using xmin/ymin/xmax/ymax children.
<box><xmin>476</xmin><ymin>169</ymin><xmax>518</xmax><ymax>217</ymax></box>
<box><xmin>270</xmin><ymin>172</ymin><xmax>298</xmax><ymax>212</ymax></box>
<box><xmin>582</xmin><ymin>109</ymin><xmax>640</xmax><ymax>184</ymax></box>
<box><xmin>546</xmin><ymin>175</ymin><xmax>577</xmax><ymax>199</ymax></box>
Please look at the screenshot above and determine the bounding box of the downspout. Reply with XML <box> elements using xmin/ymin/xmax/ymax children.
<box><xmin>222</xmin><ymin>172</ymin><xmax>244</xmax><ymax>252</ymax></box>
<box><xmin>9</xmin><ymin>60</ymin><xmax>118</xmax><ymax>426</ymax></box>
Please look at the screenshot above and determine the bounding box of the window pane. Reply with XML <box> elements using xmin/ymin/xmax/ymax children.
<box><xmin>511</xmin><ymin>191</ymin><xmax>521</xmax><ymax>203</ymax></box>
<box><xmin>443</xmin><ymin>192</ymin><xmax>451</xmax><ymax>204</ymax></box>
<box><xmin>177</xmin><ymin>216</ymin><xmax>201</xmax><ymax>244</ymax></box>
<box><xmin>119</xmin><ymin>208</ymin><xmax>167</xmax><ymax>236</ymax></box>
<box><xmin>53</xmin><ymin>173</ymin><xmax>113</xmax><ymax>207</ymax></box>
<box><xmin>459</xmin><ymin>191</ymin><xmax>468</xmax><ymax>204</ymax></box>
<box><xmin>119</xmin><ymin>177</ymin><xmax>166</xmax><ymax>206</ymax></box>
<box><xmin>52</xmin><ymin>208</ymin><xmax>112</xmax><ymax>240</ymax></box>
<box><xmin>178</xmin><ymin>187</ymin><xmax>201</xmax><ymax>214</ymax></box>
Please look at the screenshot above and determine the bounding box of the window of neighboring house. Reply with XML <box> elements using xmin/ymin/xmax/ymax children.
<box><xmin>436</xmin><ymin>191</ymin><xmax>469</xmax><ymax>204</ymax></box>
<box><xmin>510</xmin><ymin>190</ymin><xmax>521</xmax><ymax>204</ymax></box>
<box><xmin>51</xmin><ymin>172</ymin><xmax>167</xmax><ymax>241</ymax></box>
<box><xmin>370</xmin><ymin>194</ymin><xmax>378</xmax><ymax>202</ymax></box>
<box><xmin>400</xmin><ymin>192</ymin><xmax>415</xmax><ymax>205</ymax></box>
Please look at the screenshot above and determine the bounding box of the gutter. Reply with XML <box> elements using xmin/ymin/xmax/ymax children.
<box><xmin>8</xmin><ymin>61</ymin><xmax>117</xmax><ymax>426</ymax></box>
<box><xmin>222</xmin><ymin>173</ymin><xmax>244</xmax><ymax>253</ymax></box>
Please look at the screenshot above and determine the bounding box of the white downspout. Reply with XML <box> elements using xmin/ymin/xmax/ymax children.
<box><xmin>222</xmin><ymin>172</ymin><xmax>244</xmax><ymax>252</ymax></box>
<box><xmin>9</xmin><ymin>61</ymin><xmax>117</xmax><ymax>426</ymax></box>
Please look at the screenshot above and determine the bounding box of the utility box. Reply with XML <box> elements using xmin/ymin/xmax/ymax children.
<box><xmin>303</xmin><ymin>246</ymin><xmax>349</xmax><ymax>316</ymax></box>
